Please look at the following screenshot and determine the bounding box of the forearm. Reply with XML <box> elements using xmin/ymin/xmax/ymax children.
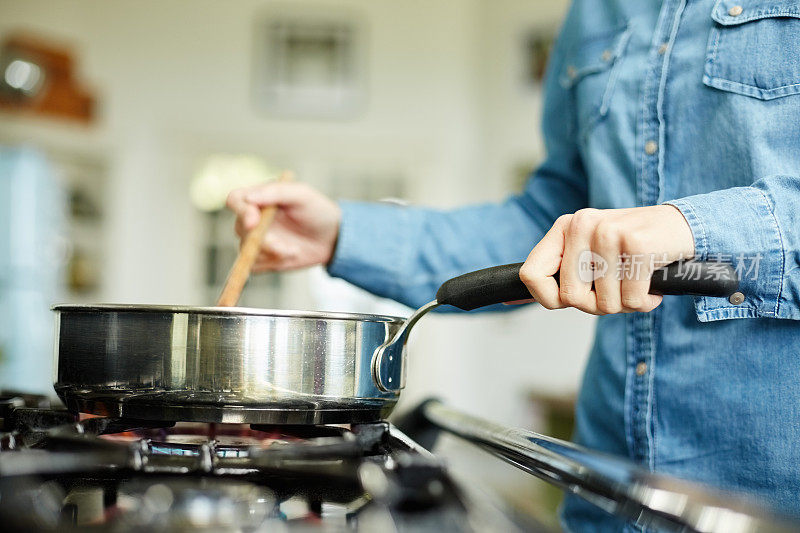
<box><xmin>328</xmin><ymin>165</ymin><xmax>589</xmax><ymax>310</ymax></box>
<box><xmin>327</xmin><ymin>197</ymin><xmax>553</xmax><ymax>309</ymax></box>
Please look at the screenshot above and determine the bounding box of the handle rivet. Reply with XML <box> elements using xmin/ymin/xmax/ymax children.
<box><xmin>729</xmin><ymin>292</ymin><xmax>745</xmax><ymax>305</ymax></box>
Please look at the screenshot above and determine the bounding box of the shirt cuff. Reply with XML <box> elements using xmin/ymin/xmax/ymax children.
<box><xmin>327</xmin><ymin>200</ymin><xmax>423</xmax><ymax>300</ymax></box>
<box><xmin>665</xmin><ymin>187</ymin><xmax>785</xmax><ymax>322</ymax></box>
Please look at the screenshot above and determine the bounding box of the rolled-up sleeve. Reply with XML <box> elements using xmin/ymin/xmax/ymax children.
<box><xmin>666</xmin><ymin>175</ymin><xmax>800</xmax><ymax>321</ymax></box>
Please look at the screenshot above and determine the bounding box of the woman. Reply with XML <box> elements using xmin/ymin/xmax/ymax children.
<box><xmin>227</xmin><ymin>1</ymin><xmax>800</xmax><ymax>529</ymax></box>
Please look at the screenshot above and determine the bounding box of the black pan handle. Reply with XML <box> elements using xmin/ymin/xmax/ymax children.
<box><xmin>436</xmin><ymin>261</ymin><xmax>740</xmax><ymax>311</ymax></box>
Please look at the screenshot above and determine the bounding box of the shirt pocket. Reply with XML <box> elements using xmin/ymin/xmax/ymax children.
<box><xmin>560</xmin><ymin>25</ymin><xmax>632</xmax><ymax>138</ymax></box>
<box><xmin>704</xmin><ymin>0</ymin><xmax>800</xmax><ymax>100</ymax></box>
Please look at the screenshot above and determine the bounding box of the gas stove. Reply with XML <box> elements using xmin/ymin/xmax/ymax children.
<box><xmin>0</xmin><ymin>392</ymin><xmax>532</xmax><ymax>532</ymax></box>
<box><xmin>1</xmin><ymin>392</ymin><xmax>796</xmax><ymax>532</ymax></box>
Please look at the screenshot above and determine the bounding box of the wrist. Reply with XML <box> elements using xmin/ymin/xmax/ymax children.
<box><xmin>658</xmin><ymin>204</ymin><xmax>696</xmax><ymax>259</ymax></box>
<box><xmin>324</xmin><ymin>204</ymin><xmax>342</xmax><ymax>266</ymax></box>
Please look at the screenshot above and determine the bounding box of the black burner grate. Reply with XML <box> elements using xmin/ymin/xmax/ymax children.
<box><xmin>0</xmin><ymin>392</ymin><xmax>491</xmax><ymax>532</ymax></box>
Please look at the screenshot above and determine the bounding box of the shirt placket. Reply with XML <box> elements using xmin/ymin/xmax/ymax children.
<box><xmin>626</xmin><ymin>0</ymin><xmax>687</xmax><ymax>474</ymax></box>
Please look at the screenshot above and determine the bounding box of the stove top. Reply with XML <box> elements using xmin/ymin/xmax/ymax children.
<box><xmin>0</xmin><ymin>392</ymin><xmax>531</xmax><ymax>532</ymax></box>
<box><xmin>3</xmin><ymin>391</ymin><xmax>795</xmax><ymax>533</ymax></box>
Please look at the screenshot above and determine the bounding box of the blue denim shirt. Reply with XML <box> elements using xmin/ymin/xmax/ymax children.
<box><xmin>328</xmin><ymin>0</ymin><xmax>800</xmax><ymax>529</ymax></box>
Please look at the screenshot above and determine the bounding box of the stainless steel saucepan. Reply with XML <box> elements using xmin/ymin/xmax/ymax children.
<box><xmin>53</xmin><ymin>261</ymin><xmax>739</xmax><ymax>425</ymax></box>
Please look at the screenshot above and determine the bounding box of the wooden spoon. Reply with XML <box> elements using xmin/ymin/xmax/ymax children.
<box><xmin>216</xmin><ymin>170</ymin><xmax>293</xmax><ymax>307</ymax></box>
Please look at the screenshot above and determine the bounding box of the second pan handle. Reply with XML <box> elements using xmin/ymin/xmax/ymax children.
<box><xmin>436</xmin><ymin>261</ymin><xmax>740</xmax><ymax>311</ymax></box>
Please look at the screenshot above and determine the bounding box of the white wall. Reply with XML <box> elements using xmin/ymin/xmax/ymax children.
<box><xmin>0</xmin><ymin>0</ymin><xmax>592</xmax><ymax>429</ymax></box>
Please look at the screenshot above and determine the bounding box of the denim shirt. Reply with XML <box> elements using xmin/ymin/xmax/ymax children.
<box><xmin>328</xmin><ymin>0</ymin><xmax>800</xmax><ymax>530</ymax></box>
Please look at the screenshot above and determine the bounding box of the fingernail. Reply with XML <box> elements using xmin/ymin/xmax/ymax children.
<box><xmin>502</xmin><ymin>299</ymin><xmax>536</xmax><ymax>305</ymax></box>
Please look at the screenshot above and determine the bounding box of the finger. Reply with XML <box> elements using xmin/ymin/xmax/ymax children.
<box><xmin>560</xmin><ymin>210</ymin><xmax>600</xmax><ymax>314</ymax></box>
<box><xmin>229</xmin><ymin>182</ymin><xmax>310</xmax><ymax>231</ymax></box>
<box><xmin>251</xmin><ymin>246</ymin><xmax>286</xmax><ymax>272</ymax></box>
<box><xmin>591</xmin><ymin>221</ymin><xmax>623</xmax><ymax>314</ymax></box>
<box><xmin>620</xmin><ymin>247</ymin><xmax>662</xmax><ymax>312</ymax></box>
<box><xmin>234</xmin><ymin>212</ymin><xmax>260</xmax><ymax>238</ymax></box>
<box><xmin>243</xmin><ymin>182</ymin><xmax>310</xmax><ymax>208</ymax></box>
<box><xmin>253</xmin><ymin>260</ymin><xmax>280</xmax><ymax>273</ymax></box>
<box><xmin>225</xmin><ymin>187</ymin><xmax>249</xmax><ymax>213</ymax></box>
<box><xmin>252</xmin><ymin>261</ymin><xmax>271</xmax><ymax>273</ymax></box>
<box><xmin>519</xmin><ymin>216</ymin><xmax>569</xmax><ymax>310</ymax></box>
<box><xmin>225</xmin><ymin>188</ymin><xmax>261</xmax><ymax>235</ymax></box>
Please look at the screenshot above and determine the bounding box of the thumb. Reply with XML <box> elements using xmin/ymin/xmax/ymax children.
<box><xmin>240</xmin><ymin>203</ymin><xmax>263</xmax><ymax>233</ymax></box>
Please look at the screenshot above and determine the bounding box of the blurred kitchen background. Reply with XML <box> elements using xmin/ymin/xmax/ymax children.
<box><xmin>0</xmin><ymin>0</ymin><xmax>594</xmax><ymax>524</ymax></box>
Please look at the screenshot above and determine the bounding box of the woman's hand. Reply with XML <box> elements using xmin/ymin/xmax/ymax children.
<box><xmin>225</xmin><ymin>182</ymin><xmax>341</xmax><ymax>271</ymax></box>
<box><xmin>519</xmin><ymin>205</ymin><xmax>695</xmax><ymax>315</ymax></box>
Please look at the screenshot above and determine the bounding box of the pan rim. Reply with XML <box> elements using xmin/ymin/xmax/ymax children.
<box><xmin>51</xmin><ymin>303</ymin><xmax>406</xmax><ymax>324</ymax></box>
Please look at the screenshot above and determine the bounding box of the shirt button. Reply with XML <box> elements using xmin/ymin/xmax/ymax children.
<box><xmin>658</xmin><ymin>43</ymin><xmax>669</xmax><ymax>55</ymax></box>
<box><xmin>636</xmin><ymin>362</ymin><xmax>648</xmax><ymax>376</ymax></box>
<box><xmin>645</xmin><ymin>140</ymin><xmax>658</xmax><ymax>155</ymax></box>
<box><xmin>567</xmin><ymin>65</ymin><xmax>577</xmax><ymax>79</ymax></box>
<box><xmin>601</xmin><ymin>49</ymin><xmax>613</xmax><ymax>62</ymax></box>
<box><xmin>728</xmin><ymin>5</ymin><xmax>743</xmax><ymax>16</ymax></box>
<box><xmin>729</xmin><ymin>292</ymin><xmax>745</xmax><ymax>305</ymax></box>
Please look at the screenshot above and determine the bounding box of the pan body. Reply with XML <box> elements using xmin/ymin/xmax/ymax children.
<box><xmin>53</xmin><ymin>305</ymin><xmax>406</xmax><ymax>425</ymax></box>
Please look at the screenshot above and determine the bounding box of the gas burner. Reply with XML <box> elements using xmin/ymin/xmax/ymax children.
<box><xmin>0</xmin><ymin>391</ymin><xmax>527</xmax><ymax>532</ymax></box>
